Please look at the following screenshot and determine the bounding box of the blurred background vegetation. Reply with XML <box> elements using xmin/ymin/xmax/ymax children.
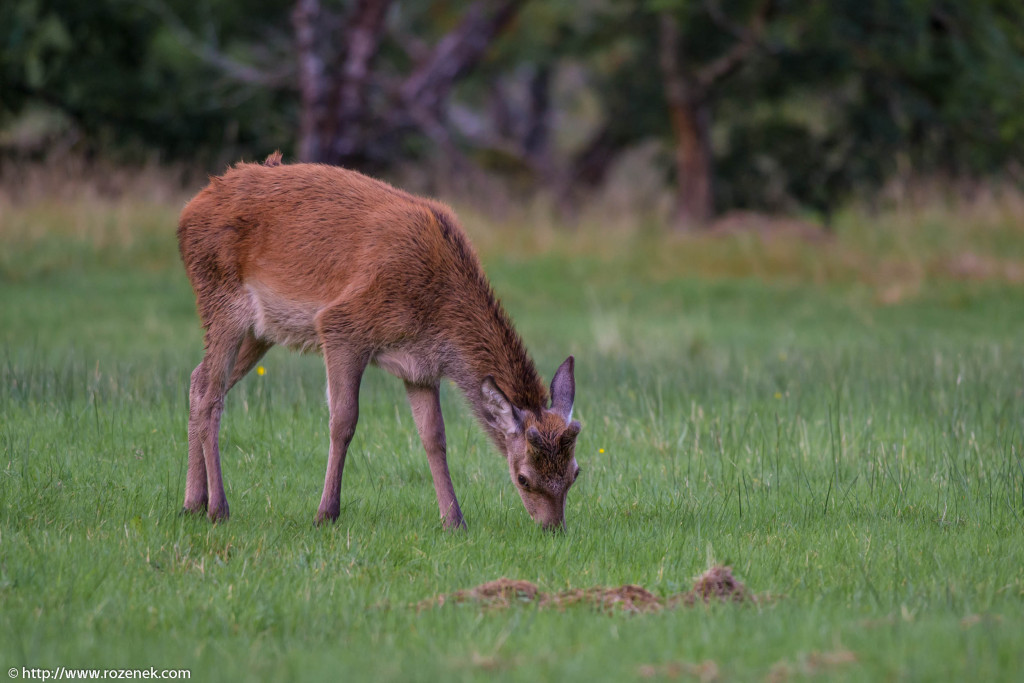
<box><xmin>1</xmin><ymin>0</ymin><xmax>1023</xmax><ymax>226</ymax></box>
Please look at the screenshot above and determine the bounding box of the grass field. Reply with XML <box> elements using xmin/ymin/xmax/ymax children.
<box><xmin>2</xmin><ymin>186</ymin><xmax>1024</xmax><ymax>681</ymax></box>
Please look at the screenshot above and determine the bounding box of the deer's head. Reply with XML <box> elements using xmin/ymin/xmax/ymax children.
<box><xmin>482</xmin><ymin>356</ymin><xmax>581</xmax><ymax>530</ymax></box>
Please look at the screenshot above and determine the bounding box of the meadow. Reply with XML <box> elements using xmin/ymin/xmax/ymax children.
<box><xmin>2</xmin><ymin>177</ymin><xmax>1023</xmax><ymax>681</ymax></box>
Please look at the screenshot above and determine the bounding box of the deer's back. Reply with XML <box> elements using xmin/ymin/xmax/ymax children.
<box><xmin>178</xmin><ymin>161</ymin><xmax>491</xmax><ymax>358</ymax></box>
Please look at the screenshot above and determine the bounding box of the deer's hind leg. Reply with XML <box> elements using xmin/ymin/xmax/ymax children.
<box><xmin>183</xmin><ymin>332</ymin><xmax>272</xmax><ymax>515</ymax></box>
<box><xmin>227</xmin><ymin>333</ymin><xmax>273</xmax><ymax>393</ymax></box>
<box><xmin>183</xmin><ymin>361</ymin><xmax>211</xmax><ymax>513</ymax></box>
<box><xmin>182</xmin><ymin>312</ymin><xmax>252</xmax><ymax>521</ymax></box>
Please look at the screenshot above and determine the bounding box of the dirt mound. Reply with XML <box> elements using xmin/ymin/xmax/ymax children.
<box><xmin>422</xmin><ymin>566</ymin><xmax>759</xmax><ymax>613</ymax></box>
<box><xmin>687</xmin><ymin>565</ymin><xmax>751</xmax><ymax>603</ymax></box>
<box><xmin>542</xmin><ymin>584</ymin><xmax>663</xmax><ymax>613</ymax></box>
<box><xmin>438</xmin><ymin>578</ymin><xmax>540</xmax><ymax>608</ymax></box>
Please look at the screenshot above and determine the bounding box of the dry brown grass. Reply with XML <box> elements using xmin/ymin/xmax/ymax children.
<box><xmin>3</xmin><ymin>158</ymin><xmax>1021</xmax><ymax>299</ymax></box>
<box><xmin>453</xmin><ymin>176</ymin><xmax>1024</xmax><ymax>307</ymax></box>
<box><xmin>0</xmin><ymin>154</ymin><xmax>201</xmax><ymax>205</ymax></box>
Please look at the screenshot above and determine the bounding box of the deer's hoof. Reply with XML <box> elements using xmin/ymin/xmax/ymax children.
<box><xmin>179</xmin><ymin>505</ymin><xmax>207</xmax><ymax>517</ymax></box>
<box><xmin>207</xmin><ymin>503</ymin><xmax>230</xmax><ymax>523</ymax></box>
<box><xmin>442</xmin><ymin>516</ymin><xmax>467</xmax><ymax>532</ymax></box>
<box><xmin>314</xmin><ymin>507</ymin><xmax>339</xmax><ymax>526</ymax></box>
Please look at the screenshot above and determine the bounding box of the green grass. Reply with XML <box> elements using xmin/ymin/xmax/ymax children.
<box><xmin>2</xmin><ymin>195</ymin><xmax>1024</xmax><ymax>681</ymax></box>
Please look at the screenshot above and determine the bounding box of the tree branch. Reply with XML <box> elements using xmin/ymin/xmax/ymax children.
<box><xmin>701</xmin><ymin>0</ymin><xmax>755</xmax><ymax>43</ymax></box>
<box><xmin>695</xmin><ymin>0</ymin><xmax>775</xmax><ymax>92</ymax></box>
<box><xmin>400</xmin><ymin>0</ymin><xmax>525</xmax><ymax>117</ymax></box>
<box><xmin>142</xmin><ymin>0</ymin><xmax>293</xmax><ymax>87</ymax></box>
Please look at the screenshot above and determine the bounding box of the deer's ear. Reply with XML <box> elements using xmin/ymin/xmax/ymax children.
<box><xmin>550</xmin><ymin>356</ymin><xmax>575</xmax><ymax>421</ymax></box>
<box><xmin>482</xmin><ymin>376</ymin><xmax>523</xmax><ymax>436</ymax></box>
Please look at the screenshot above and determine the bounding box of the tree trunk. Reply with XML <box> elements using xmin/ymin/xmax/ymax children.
<box><xmin>659</xmin><ymin>13</ymin><xmax>713</xmax><ymax>229</ymax></box>
<box><xmin>667</xmin><ymin>98</ymin><xmax>713</xmax><ymax>226</ymax></box>
<box><xmin>658</xmin><ymin>6</ymin><xmax>773</xmax><ymax>228</ymax></box>
<box><xmin>293</xmin><ymin>0</ymin><xmax>523</xmax><ymax>169</ymax></box>
<box><xmin>325</xmin><ymin>0</ymin><xmax>392</xmax><ymax>166</ymax></box>
<box><xmin>292</xmin><ymin>0</ymin><xmax>328</xmax><ymax>163</ymax></box>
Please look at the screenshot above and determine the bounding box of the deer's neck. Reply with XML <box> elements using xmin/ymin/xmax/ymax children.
<box><xmin>424</xmin><ymin>206</ymin><xmax>546</xmax><ymax>445</ymax></box>
<box><xmin>445</xmin><ymin>292</ymin><xmax>547</xmax><ymax>446</ymax></box>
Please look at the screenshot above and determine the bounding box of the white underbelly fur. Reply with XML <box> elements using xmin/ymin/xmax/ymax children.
<box><xmin>374</xmin><ymin>348</ymin><xmax>433</xmax><ymax>385</ymax></box>
<box><xmin>246</xmin><ymin>284</ymin><xmax>321</xmax><ymax>352</ymax></box>
<box><xmin>245</xmin><ymin>283</ymin><xmax>440</xmax><ymax>384</ymax></box>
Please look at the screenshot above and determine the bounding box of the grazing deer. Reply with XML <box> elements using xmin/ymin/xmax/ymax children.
<box><xmin>177</xmin><ymin>152</ymin><xmax>581</xmax><ymax>530</ymax></box>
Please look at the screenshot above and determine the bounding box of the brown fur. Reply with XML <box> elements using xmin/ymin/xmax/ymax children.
<box><xmin>177</xmin><ymin>154</ymin><xmax>581</xmax><ymax>529</ymax></box>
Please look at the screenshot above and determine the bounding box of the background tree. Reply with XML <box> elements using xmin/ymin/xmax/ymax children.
<box><xmin>2</xmin><ymin>0</ymin><xmax>1022</xmax><ymax>219</ymax></box>
<box><xmin>657</xmin><ymin>0</ymin><xmax>777</xmax><ymax>227</ymax></box>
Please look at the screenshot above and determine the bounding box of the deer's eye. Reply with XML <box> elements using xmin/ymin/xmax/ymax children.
<box><xmin>517</xmin><ymin>474</ymin><xmax>530</xmax><ymax>488</ymax></box>
<box><xmin>573</xmin><ymin>467</ymin><xmax>581</xmax><ymax>482</ymax></box>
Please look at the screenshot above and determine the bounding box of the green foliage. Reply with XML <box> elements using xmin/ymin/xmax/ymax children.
<box><xmin>2</xmin><ymin>0</ymin><xmax>1023</xmax><ymax>208</ymax></box>
<box><xmin>717</xmin><ymin>0</ymin><xmax>1024</xmax><ymax>213</ymax></box>
<box><xmin>0</xmin><ymin>0</ymin><xmax>294</xmax><ymax>161</ymax></box>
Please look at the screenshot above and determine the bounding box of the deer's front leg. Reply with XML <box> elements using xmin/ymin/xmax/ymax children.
<box><xmin>405</xmin><ymin>382</ymin><xmax>465</xmax><ymax>530</ymax></box>
<box><xmin>316</xmin><ymin>342</ymin><xmax>368</xmax><ymax>525</ymax></box>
